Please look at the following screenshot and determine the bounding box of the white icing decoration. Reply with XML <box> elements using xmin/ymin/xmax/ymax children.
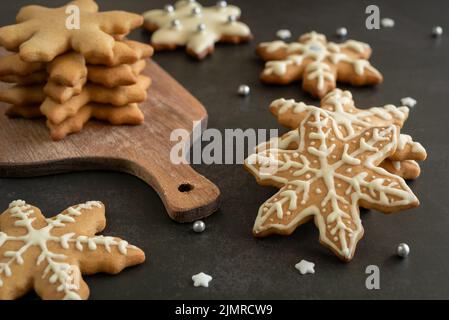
<box><xmin>0</xmin><ymin>201</ymin><xmax>136</xmax><ymax>299</ymax></box>
<box><xmin>306</xmin><ymin>61</ymin><xmax>334</xmax><ymax>91</ymax></box>
<box><xmin>264</xmin><ymin>54</ymin><xmax>303</xmax><ymax>76</ymax></box>
<box><xmin>398</xmin><ymin>134</ymin><xmax>426</xmax><ymax>154</ymax></box>
<box><xmin>143</xmin><ymin>0</ymin><xmax>251</xmax><ymax>54</ymax></box>
<box><xmin>392</xmin><ymin>161</ymin><xmax>401</xmax><ymax>171</ymax></box>
<box><xmin>260</xmin><ymin>31</ymin><xmax>380</xmax><ymax>92</ymax></box>
<box><xmin>400</xmin><ymin>97</ymin><xmax>417</xmax><ymax>108</ymax></box>
<box><xmin>245</xmin><ymin>103</ymin><xmax>418</xmax><ymax>259</ymax></box>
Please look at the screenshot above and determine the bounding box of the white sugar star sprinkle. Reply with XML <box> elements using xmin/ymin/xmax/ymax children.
<box><xmin>381</xmin><ymin>18</ymin><xmax>395</xmax><ymax>28</ymax></box>
<box><xmin>192</xmin><ymin>272</ymin><xmax>212</xmax><ymax>287</ymax></box>
<box><xmin>295</xmin><ymin>260</ymin><xmax>315</xmax><ymax>275</ymax></box>
<box><xmin>400</xmin><ymin>97</ymin><xmax>417</xmax><ymax>108</ymax></box>
<box><xmin>276</xmin><ymin>29</ymin><xmax>292</xmax><ymax>40</ymax></box>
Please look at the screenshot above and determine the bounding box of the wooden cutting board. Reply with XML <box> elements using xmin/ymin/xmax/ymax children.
<box><xmin>0</xmin><ymin>57</ymin><xmax>220</xmax><ymax>223</ymax></box>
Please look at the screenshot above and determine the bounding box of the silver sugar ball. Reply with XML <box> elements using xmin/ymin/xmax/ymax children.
<box><xmin>171</xmin><ymin>19</ymin><xmax>181</xmax><ymax>28</ymax></box>
<box><xmin>397</xmin><ymin>243</ymin><xmax>410</xmax><ymax>258</ymax></box>
<box><xmin>238</xmin><ymin>84</ymin><xmax>250</xmax><ymax>96</ymax></box>
<box><xmin>164</xmin><ymin>4</ymin><xmax>174</xmax><ymax>13</ymax></box>
<box><xmin>217</xmin><ymin>1</ymin><xmax>227</xmax><ymax>8</ymax></box>
<box><xmin>191</xmin><ymin>7</ymin><xmax>201</xmax><ymax>16</ymax></box>
<box><xmin>197</xmin><ymin>23</ymin><xmax>206</xmax><ymax>32</ymax></box>
<box><xmin>193</xmin><ymin>220</ymin><xmax>206</xmax><ymax>233</ymax></box>
<box><xmin>336</xmin><ymin>27</ymin><xmax>348</xmax><ymax>37</ymax></box>
<box><xmin>432</xmin><ymin>26</ymin><xmax>443</xmax><ymax>37</ymax></box>
<box><xmin>227</xmin><ymin>15</ymin><xmax>237</xmax><ymax>23</ymax></box>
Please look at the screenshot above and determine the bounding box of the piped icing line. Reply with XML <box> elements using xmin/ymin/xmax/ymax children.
<box><xmin>143</xmin><ymin>0</ymin><xmax>251</xmax><ymax>54</ymax></box>
<box><xmin>398</xmin><ymin>134</ymin><xmax>426</xmax><ymax>154</ymax></box>
<box><xmin>0</xmin><ymin>200</ymin><xmax>138</xmax><ymax>299</ymax></box>
<box><xmin>245</xmin><ymin>104</ymin><xmax>419</xmax><ymax>260</ymax></box>
<box><xmin>392</xmin><ymin>161</ymin><xmax>401</xmax><ymax>171</ymax></box>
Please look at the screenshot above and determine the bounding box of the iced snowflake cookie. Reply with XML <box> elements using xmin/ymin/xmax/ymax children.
<box><xmin>0</xmin><ymin>200</ymin><xmax>145</xmax><ymax>300</ymax></box>
<box><xmin>257</xmin><ymin>31</ymin><xmax>383</xmax><ymax>98</ymax></box>
<box><xmin>260</xmin><ymin>89</ymin><xmax>427</xmax><ymax>180</ymax></box>
<box><xmin>143</xmin><ymin>0</ymin><xmax>252</xmax><ymax>59</ymax></box>
<box><xmin>244</xmin><ymin>103</ymin><xmax>421</xmax><ymax>261</ymax></box>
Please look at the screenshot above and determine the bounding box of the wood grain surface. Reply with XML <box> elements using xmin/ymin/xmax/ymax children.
<box><xmin>0</xmin><ymin>56</ymin><xmax>220</xmax><ymax>223</ymax></box>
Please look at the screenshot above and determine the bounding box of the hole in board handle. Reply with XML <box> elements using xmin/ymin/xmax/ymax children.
<box><xmin>178</xmin><ymin>183</ymin><xmax>194</xmax><ymax>193</ymax></box>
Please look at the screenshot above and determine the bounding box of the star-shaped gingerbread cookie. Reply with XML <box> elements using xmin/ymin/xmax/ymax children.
<box><xmin>0</xmin><ymin>0</ymin><xmax>143</xmax><ymax>63</ymax></box>
<box><xmin>244</xmin><ymin>106</ymin><xmax>419</xmax><ymax>261</ymax></box>
<box><xmin>0</xmin><ymin>200</ymin><xmax>145</xmax><ymax>300</ymax></box>
<box><xmin>143</xmin><ymin>0</ymin><xmax>252</xmax><ymax>59</ymax></box>
<box><xmin>257</xmin><ymin>31</ymin><xmax>383</xmax><ymax>98</ymax></box>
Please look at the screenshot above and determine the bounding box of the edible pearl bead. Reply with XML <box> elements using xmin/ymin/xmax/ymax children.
<box><xmin>171</xmin><ymin>19</ymin><xmax>181</xmax><ymax>28</ymax></box>
<box><xmin>193</xmin><ymin>220</ymin><xmax>206</xmax><ymax>233</ymax></box>
<box><xmin>217</xmin><ymin>1</ymin><xmax>227</xmax><ymax>8</ymax></box>
<box><xmin>164</xmin><ymin>4</ymin><xmax>174</xmax><ymax>13</ymax></box>
<box><xmin>227</xmin><ymin>15</ymin><xmax>237</xmax><ymax>23</ymax></box>
<box><xmin>237</xmin><ymin>84</ymin><xmax>250</xmax><ymax>96</ymax></box>
<box><xmin>397</xmin><ymin>243</ymin><xmax>410</xmax><ymax>258</ymax></box>
<box><xmin>432</xmin><ymin>26</ymin><xmax>443</xmax><ymax>37</ymax></box>
<box><xmin>191</xmin><ymin>7</ymin><xmax>201</xmax><ymax>16</ymax></box>
<box><xmin>336</xmin><ymin>27</ymin><xmax>348</xmax><ymax>37</ymax></box>
<box><xmin>197</xmin><ymin>23</ymin><xmax>206</xmax><ymax>32</ymax></box>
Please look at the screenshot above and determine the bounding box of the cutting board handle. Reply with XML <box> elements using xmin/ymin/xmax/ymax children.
<box><xmin>132</xmin><ymin>156</ymin><xmax>220</xmax><ymax>222</ymax></box>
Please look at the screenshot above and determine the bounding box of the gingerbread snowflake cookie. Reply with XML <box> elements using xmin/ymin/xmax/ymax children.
<box><xmin>143</xmin><ymin>0</ymin><xmax>252</xmax><ymax>59</ymax></box>
<box><xmin>257</xmin><ymin>31</ymin><xmax>383</xmax><ymax>98</ymax></box>
<box><xmin>245</xmin><ymin>104</ymin><xmax>420</xmax><ymax>261</ymax></box>
<box><xmin>0</xmin><ymin>0</ymin><xmax>143</xmax><ymax>63</ymax></box>
<box><xmin>263</xmin><ymin>89</ymin><xmax>427</xmax><ymax>179</ymax></box>
<box><xmin>0</xmin><ymin>200</ymin><xmax>145</xmax><ymax>300</ymax></box>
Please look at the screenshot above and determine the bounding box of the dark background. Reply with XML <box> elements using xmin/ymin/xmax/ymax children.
<box><xmin>1</xmin><ymin>0</ymin><xmax>448</xmax><ymax>299</ymax></box>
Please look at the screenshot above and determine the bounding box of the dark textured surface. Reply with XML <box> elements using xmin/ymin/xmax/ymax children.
<box><xmin>0</xmin><ymin>0</ymin><xmax>448</xmax><ymax>299</ymax></box>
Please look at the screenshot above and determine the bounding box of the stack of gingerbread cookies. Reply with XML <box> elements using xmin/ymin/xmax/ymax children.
<box><xmin>0</xmin><ymin>0</ymin><xmax>153</xmax><ymax>140</ymax></box>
